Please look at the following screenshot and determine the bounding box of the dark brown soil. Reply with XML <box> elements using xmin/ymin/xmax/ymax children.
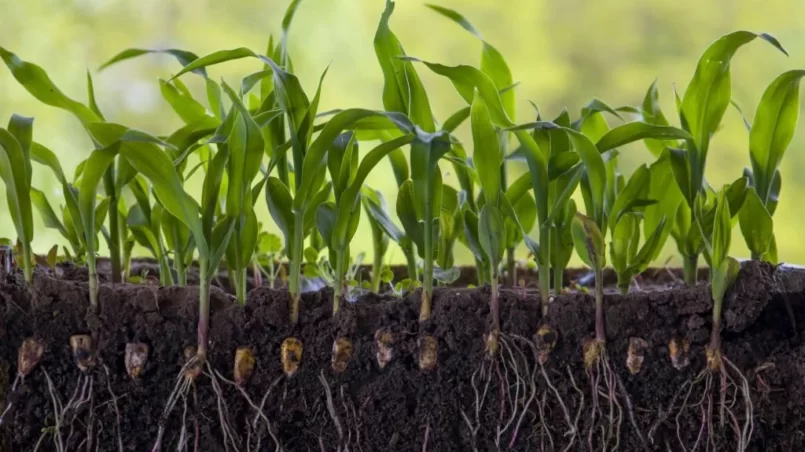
<box><xmin>1</xmin><ymin>260</ymin><xmax>804</xmax><ymax>451</ymax></box>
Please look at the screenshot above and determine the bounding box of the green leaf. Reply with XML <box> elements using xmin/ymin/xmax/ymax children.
<box><xmin>767</xmin><ymin>169</ymin><xmax>781</xmax><ymax>216</ymax></box>
<box><xmin>159</xmin><ymin>79</ymin><xmax>214</xmax><ymax>125</ymax></box>
<box><xmin>471</xmin><ymin>90</ymin><xmax>502</xmax><ymax>206</ymax></box>
<box><xmin>0</xmin><ymin>47</ymin><xmax>101</xmax><ymax>125</ymax></box>
<box><xmin>99</xmin><ymin>48</ymin><xmax>207</xmax><ymax>76</ymax></box>
<box><xmin>682</xmin><ymin>31</ymin><xmax>786</xmax><ymax>196</ymax></box>
<box><xmin>362</xmin><ymin>187</ymin><xmax>405</xmax><ymax>243</ymax></box>
<box><xmin>265</xmin><ymin>177</ymin><xmax>294</xmax><ymax>256</ymax></box>
<box><xmin>571</xmin><ymin>212</ymin><xmax>606</xmax><ymax>269</ymax></box>
<box><xmin>595</xmin><ymin>122</ymin><xmax>691</xmax><ymax>153</ymax></box>
<box><xmin>30</xmin><ymin>188</ymin><xmax>66</xmax><ymax>235</ymax></box>
<box><xmin>749</xmin><ymin>70</ymin><xmax>805</xmax><ymax>204</ymax></box>
<box><xmin>86</xmin><ymin>71</ymin><xmax>105</xmax><ymax>121</ymax></box>
<box><xmin>397</xmin><ymin>180</ymin><xmax>424</xmax><ymax>250</ymax></box>
<box><xmin>668</xmin><ymin>147</ymin><xmax>692</xmax><ymax>206</ymax></box>
<box><xmin>739</xmin><ymin>187</ymin><xmax>773</xmax><ymax>258</ymax></box>
<box><xmin>31</xmin><ymin>142</ymin><xmax>66</xmax><ymax>184</ymax></box>
<box><xmin>610</xmin><ymin>213</ymin><xmax>637</xmax><ymax>276</ymax></box>
<box><xmin>629</xmin><ymin>217</ymin><xmax>668</xmax><ymax>275</ymax></box>
<box><xmin>643</xmin><ymin>150</ymin><xmax>682</xmax><ymax>261</ymax></box>
<box><xmin>609</xmin><ymin>164</ymin><xmax>651</xmax><ymax>230</ymax></box>
<box><xmin>120</xmin><ymin>142</ymin><xmax>207</xmax><ymax>258</ymax></box>
<box><xmin>565</xmin><ymin>128</ymin><xmax>606</xmax><ymax>226</ymax></box>
<box><xmin>315</xmin><ymin>202</ymin><xmax>337</xmax><ymax>248</ymax></box>
<box><xmin>711</xmin><ymin>186</ymin><xmax>732</xmax><ymax>266</ymax></box>
<box><xmin>712</xmin><ymin>256</ymin><xmax>740</xmax><ymax>305</ymax></box>
<box><xmin>641</xmin><ymin>79</ymin><xmax>673</xmax><ymax>156</ymax></box>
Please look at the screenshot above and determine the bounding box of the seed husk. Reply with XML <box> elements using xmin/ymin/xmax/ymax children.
<box><xmin>17</xmin><ymin>338</ymin><xmax>45</xmax><ymax>377</ymax></box>
<box><xmin>183</xmin><ymin>345</ymin><xmax>203</xmax><ymax>380</ymax></box>
<box><xmin>705</xmin><ymin>345</ymin><xmax>722</xmax><ymax>372</ymax></box>
<box><xmin>418</xmin><ymin>334</ymin><xmax>438</xmax><ymax>372</ymax></box>
<box><xmin>234</xmin><ymin>346</ymin><xmax>256</xmax><ymax>385</ymax></box>
<box><xmin>69</xmin><ymin>334</ymin><xmax>95</xmax><ymax>372</ymax></box>
<box><xmin>485</xmin><ymin>330</ymin><xmax>500</xmax><ymax>358</ymax></box>
<box><xmin>583</xmin><ymin>337</ymin><xmax>604</xmax><ymax>370</ymax></box>
<box><xmin>534</xmin><ymin>324</ymin><xmax>558</xmax><ymax>364</ymax></box>
<box><xmin>374</xmin><ymin>328</ymin><xmax>394</xmax><ymax>369</ymax></box>
<box><xmin>626</xmin><ymin>337</ymin><xmax>649</xmax><ymax>375</ymax></box>
<box><xmin>331</xmin><ymin>337</ymin><xmax>353</xmax><ymax>373</ymax></box>
<box><xmin>668</xmin><ymin>337</ymin><xmax>691</xmax><ymax>370</ymax></box>
<box><xmin>281</xmin><ymin>337</ymin><xmax>303</xmax><ymax>377</ymax></box>
<box><xmin>125</xmin><ymin>342</ymin><xmax>149</xmax><ymax>379</ymax></box>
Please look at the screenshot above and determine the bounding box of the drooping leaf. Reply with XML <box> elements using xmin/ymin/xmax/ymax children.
<box><xmin>0</xmin><ymin>47</ymin><xmax>101</xmax><ymax>125</ymax></box>
<box><xmin>595</xmin><ymin>122</ymin><xmax>691</xmax><ymax>153</ymax></box>
<box><xmin>571</xmin><ymin>212</ymin><xmax>606</xmax><ymax>269</ymax></box>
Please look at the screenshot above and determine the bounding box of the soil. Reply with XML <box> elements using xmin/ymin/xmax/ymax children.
<box><xmin>1</xmin><ymin>260</ymin><xmax>804</xmax><ymax>451</ymax></box>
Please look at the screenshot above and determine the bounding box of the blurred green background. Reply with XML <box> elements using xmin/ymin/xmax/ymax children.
<box><xmin>1</xmin><ymin>0</ymin><xmax>804</xmax><ymax>265</ymax></box>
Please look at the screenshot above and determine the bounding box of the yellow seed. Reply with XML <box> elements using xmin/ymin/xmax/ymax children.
<box><xmin>705</xmin><ymin>346</ymin><xmax>722</xmax><ymax>372</ymax></box>
<box><xmin>331</xmin><ymin>337</ymin><xmax>353</xmax><ymax>373</ymax></box>
<box><xmin>582</xmin><ymin>337</ymin><xmax>603</xmax><ymax>370</ymax></box>
<box><xmin>418</xmin><ymin>334</ymin><xmax>438</xmax><ymax>371</ymax></box>
<box><xmin>234</xmin><ymin>346</ymin><xmax>256</xmax><ymax>386</ymax></box>
<box><xmin>374</xmin><ymin>328</ymin><xmax>395</xmax><ymax>369</ymax></box>
<box><xmin>626</xmin><ymin>337</ymin><xmax>649</xmax><ymax>375</ymax></box>
<box><xmin>183</xmin><ymin>345</ymin><xmax>203</xmax><ymax>380</ymax></box>
<box><xmin>281</xmin><ymin>337</ymin><xmax>303</xmax><ymax>377</ymax></box>
<box><xmin>485</xmin><ymin>330</ymin><xmax>500</xmax><ymax>358</ymax></box>
<box><xmin>668</xmin><ymin>337</ymin><xmax>691</xmax><ymax>370</ymax></box>
<box><xmin>125</xmin><ymin>342</ymin><xmax>149</xmax><ymax>379</ymax></box>
<box><xmin>17</xmin><ymin>338</ymin><xmax>45</xmax><ymax>377</ymax></box>
<box><xmin>69</xmin><ymin>334</ymin><xmax>95</xmax><ymax>372</ymax></box>
<box><xmin>534</xmin><ymin>324</ymin><xmax>558</xmax><ymax>365</ymax></box>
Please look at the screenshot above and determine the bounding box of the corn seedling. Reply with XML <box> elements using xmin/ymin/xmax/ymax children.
<box><xmin>739</xmin><ymin>70</ymin><xmax>805</xmax><ymax>261</ymax></box>
<box><xmin>652</xmin><ymin>186</ymin><xmax>752</xmax><ymax>451</ymax></box>
<box><xmin>666</xmin><ymin>31</ymin><xmax>786</xmax><ymax>283</ymax></box>
<box><xmin>605</xmin><ymin>164</ymin><xmax>669</xmax><ymax>294</ymax></box>
<box><xmin>0</xmin><ymin>115</ymin><xmax>35</xmax><ymax>284</ymax></box>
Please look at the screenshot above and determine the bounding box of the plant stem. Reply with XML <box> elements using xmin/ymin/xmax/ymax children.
<box><xmin>174</xmin><ymin>254</ymin><xmax>187</xmax><ymax>286</ymax></box>
<box><xmin>420</xmin><ymin>175</ymin><xmax>435</xmax><ymax>323</ymax></box>
<box><xmin>197</xmin><ymin>259</ymin><xmax>211</xmax><ymax>361</ymax></box>
<box><xmin>506</xmin><ymin>247</ymin><xmax>516</xmax><ymax>287</ymax></box>
<box><xmin>553</xmin><ymin>265</ymin><xmax>563</xmax><ymax>296</ymax></box>
<box><xmin>333</xmin><ymin>250</ymin><xmax>347</xmax><ymax>315</ymax></box>
<box><xmin>683</xmin><ymin>254</ymin><xmax>698</xmax><ymax>285</ymax></box>
<box><xmin>594</xmin><ymin>266</ymin><xmax>605</xmax><ymax>343</ymax></box>
<box><xmin>617</xmin><ymin>274</ymin><xmax>630</xmax><ymax>295</ymax></box>
<box><xmin>490</xmin><ymin>269</ymin><xmax>500</xmax><ymax>335</ymax></box>
<box><xmin>108</xmin><ymin>194</ymin><xmax>122</xmax><ymax>284</ymax></box>
<box><xmin>288</xmin><ymin>212</ymin><xmax>305</xmax><ymax>325</ymax></box>
<box><xmin>234</xmin><ymin>268</ymin><xmax>247</xmax><ymax>306</ymax></box>
<box><xmin>750</xmin><ymin>251</ymin><xmax>761</xmax><ymax>261</ymax></box>
<box><xmin>538</xmin><ymin>225</ymin><xmax>551</xmax><ymax>317</ymax></box>
<box><xmin>370</xmin><ymin>240</ymin><xmax>384</xmax><ymax>294</ymax></box>
<box><xmin>21</xmin><ymin>243</ymin><xmax>33</xmax><ymax>284</ymax></box>
<box><xmin>88</xmin><ymin>257</ymin><xmax>99</xmax><ymax>312</ymax></box>
<box><xmin>475</xmin><ymin>258</ymin><xmax>488</xmax><ymax>286</ymax></box>
<box><xmin>404</xmin><ymin>246</ymin><xmax>418</xmax><ymax>282</ymax></box>
<box><xmin>158</xmin><ymin>256</ymin><xmax>173</xmax><ymax>286</ymax></box>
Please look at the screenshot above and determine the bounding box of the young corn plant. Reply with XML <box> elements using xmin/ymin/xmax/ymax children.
<box><xmin>427</xmin><ymin>4</ymin><xmax>525</xmax><ymax>286</ymax></box>
<box><xmin>316</xmin><ymin>131</ymin><xmax>414</xmax><ymax>313</ymax></box>
<box><xmin>657</xmin><ymin>186</ymin><xmax>751</xmax><ymax>451</ymax></box>
<box><xmin>361</xmin><ymin>187</ymin><xmax>399</xmax><ymax>292</ymax></box>
<box><xmin>667</xmin><ymin>31</ymin><xmax>786</xmax><ymax>283</ymax></box>
<box><xmin>739</xmin><ymin>70</ymin><xmax>805</xmax><ymax>262</ymax></box>
<box><xmin>0</xmin><ymin>115</ymin><xmax>35</xmax><ymax>284</ymax></box>
<box><xmin>605</xmin><ymin>164</ymin><xmax>669</xmax><ymax>294</ymax></box>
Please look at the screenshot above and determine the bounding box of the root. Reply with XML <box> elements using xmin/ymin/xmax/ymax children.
<box><xmin>0</xmin><ymin>374</ymin><xmax>21</xmax><ymax>426</ymax></box>
<box><xmin>319</xmin><ymin>371</ymin><xmax>345</xmax><ymax>451</ymax></box>
<box><xmin>40</xmin><ymin>368</ymin><xmax>95</xmax><ymax>452</ymax></box>
<box><xmin>206</xmin><ymin>362</ymin><xmax>241</xmax><ymax>452</ymax></box>
<box><xmin>152</xmin><ymin>360</ymin><xmax>196</xmax><ymax>452</ymax></box>
<box><xmin>585</xmin><ymin>351</ymin><xmax>632</xmax><ymax>452</ymax></box>
<box><xmin>103</xmin><ymin>365</ymin><xmax>125</xmax><ymax>452</ymax></box>
<box><xmin>215</xmin><ymin>370</ymin><xmax>284</xmax><ymax>452</ymax></box>
<box><xmin>653</xmin><ymin>356</ymin><xmax>755</xmax><ymax>452</ymax></box>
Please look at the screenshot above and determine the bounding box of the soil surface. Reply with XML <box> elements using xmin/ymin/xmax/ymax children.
<box><xmin>1</xmin><ymin>260</ymin><xmax>804</xmax><ymax>451</ymax></box>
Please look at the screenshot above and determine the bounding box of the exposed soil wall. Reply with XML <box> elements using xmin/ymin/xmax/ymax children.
<box><xmin>1</xmin><ymin>261</ymin><xmax>804</xmax><ymax>451</ymax></box>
